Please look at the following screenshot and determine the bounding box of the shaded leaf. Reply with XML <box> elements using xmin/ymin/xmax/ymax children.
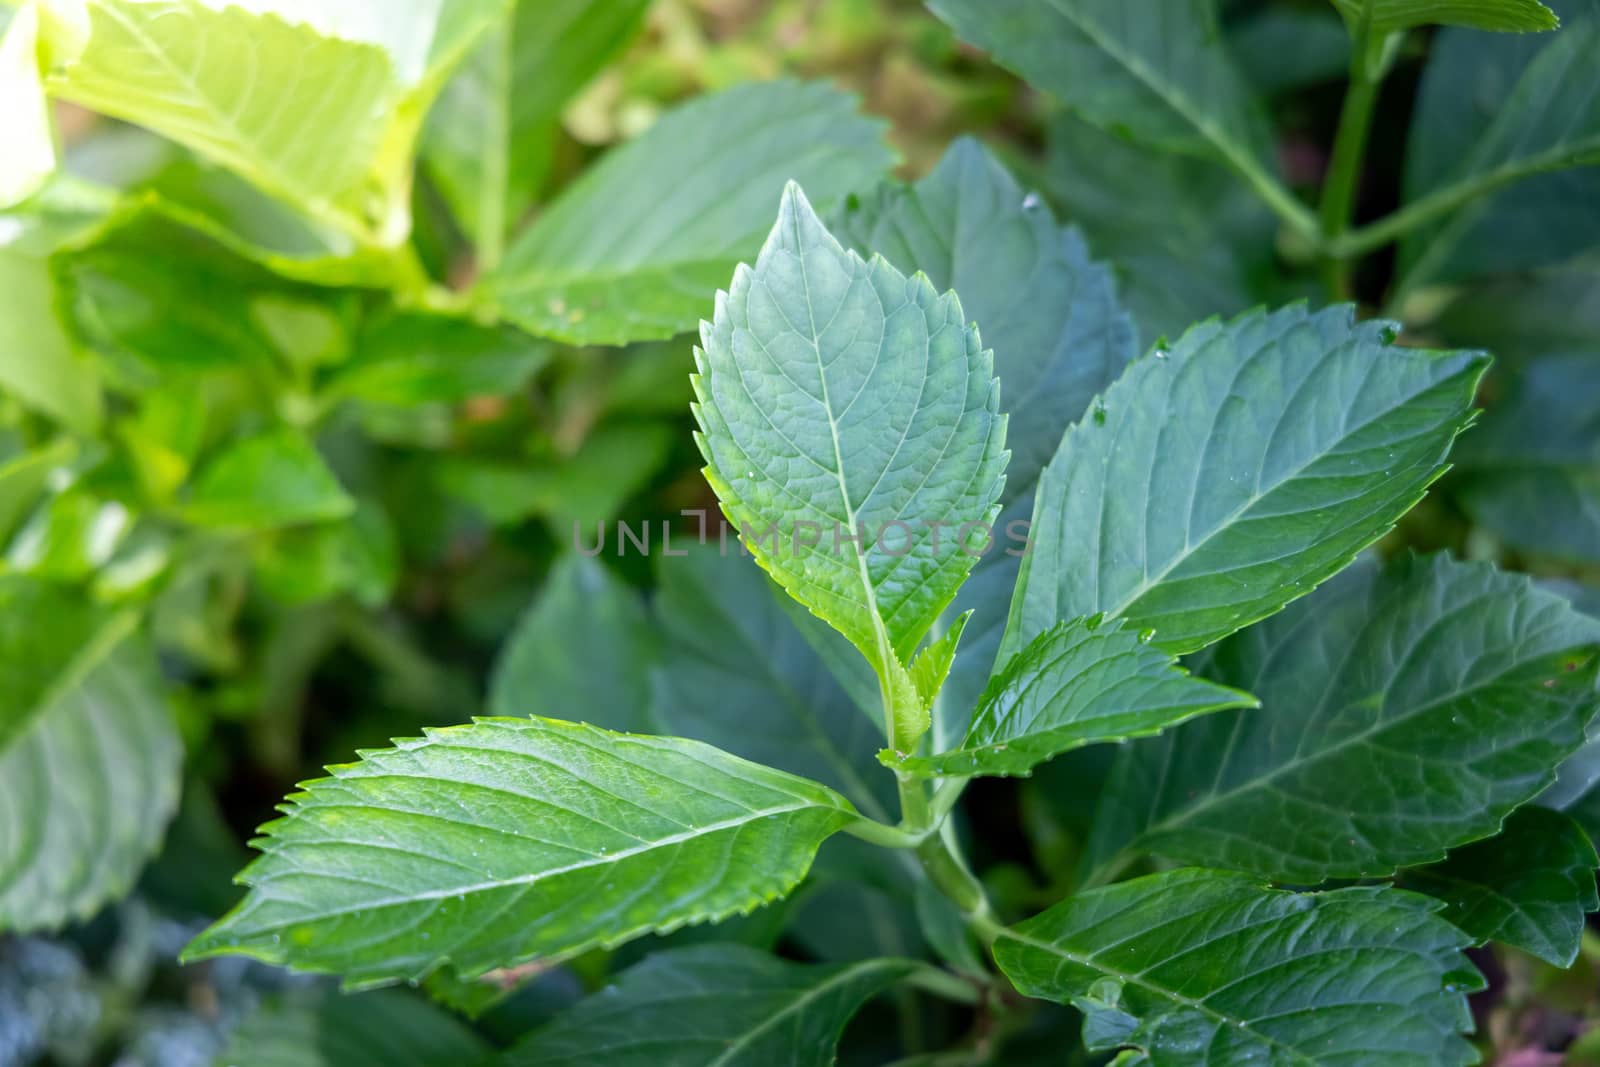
<box><xmin>489</xmin><ymin>553</ymin><xmax>657</xmax><ymax>731</ymax></box>
<box><xmin>183</xmin><ymin>717</ymin><xmax>857</xmax><ymax>988</ymax></box>
<box><xmin>1454</xmin><ymin>353</ymin><xmax>1600</xmax><ymax>563</ymax></box>
<box><xmin>498</xmin><ymin>945</ymin><xmax>915</xmax><ymax>1067</ymax></box>
<box><xmin>1407</xmin><ymin>806</ymin><xmax>1598</xmax><ymax>966</ymax></box>
<box><xmin>993</xmin><ymin>869</ymin><xmax>1482</xmax><ymax>1066</ymax></box>
<box><xmin>650</xmin><ymin>547</ymin><xmax>893</xmax><ymax>822</ymax></box>
<box><xmin>1002</xmin><ymin>304</ymin><xmax>1486</xmax><ymax>662</ymax></box>
<box><xmin>489</xmin><ymin>80</ymin><xmax>894</xmax><ymax>344</ymax></box>
<box><xmin>1084</xmin><ymin>554</ymin><xmax>1600</xmax><ymax>885</ymax></box>
<box><xmin>326</xmin><ymin>311</ymin><xmax>548</xmax><ymax>408</ymax></box>
<box><xmin>833</xmin><ymin>137</ymin><xmax>1135</xmax><ymax>504</ymax></box>
<box><xmin>219</xmin><ymin>987</ymin><xmax>490</xmax><ymax>1067</ymax></box>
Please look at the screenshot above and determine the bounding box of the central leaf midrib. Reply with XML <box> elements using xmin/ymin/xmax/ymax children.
<box><xmin>243</xmin><ymin>800</ymin><xmax>825</xmax><ymax>931</ymax></box>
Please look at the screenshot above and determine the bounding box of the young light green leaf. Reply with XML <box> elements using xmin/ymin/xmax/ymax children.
<box><xmin>928</xmin><ymin>0</ymin><xmax>1310</xmax><ymax>234</ymax></box>
<box><xmin>46</xmin><ymin>0</ymin><xmax>398</xmax><ymax>241</ymax></box>
<box><xmin>908</xmin><ymin>611</ymin><xmax>970</xmax><ymax>713</ymax></box>
<box><xmin>498</xmin><ymin>944</ymin><xmax>916</xmax><ymax>1067</ymax></box>
<box><xmin>219</xmin><ymin>987</ymin><xmax>490</xmax><ymax>1067</ymax></box>
<box><xmin>1407</xmin><ymin>806</ymin><xmax>1599</xmax><ymax>967</ymax></box>
<box><xmin>693</xmin><ymin>182</ymin><xmax>1007</xmax><ymax>750</ymax></box>
<box><xmin>993</xmin><ymin>869</ymin><xmax>1482</xmax><ymax>1066</ymax></box>
<box><xmin>1329</xmin><ymin>0</ymin><xmax>1558</xmax><ymax>32</ymax></box>
<box><xmin>180</xmin><ymin>430</ymin><xmax>354</xmax><ymax>531</ymax></box>
<box><xmin>1083</xmin><ymin>554</ymin><xmax>1600</xmax><ymax>886</ymax></box>
<box><xmin>1454</xmin><ymin>354</ymin><xmax>1600</xmax><ymax>563</ymax></box>
<box><xmin>1002</xmin><ymin>304</ymin><xmax>1487</xmax><ymax>662</ymax></box>
<box><xmin>182</xmin><ymin>717</ymin><xmax>858</xmax><ymax>988</ymax></box>
<box><xmin>0</xmin><ymin>206</ymin><xmax>102</xmax><ymax>434</ymax></box>
<box><xmin>488</xmin><ymin>80</ymin><xmax>894</xmax><ymax>345</ymax></box>
<box><xmin>650</xmin><ymin>547</ymin><xmax>894</xmax><ymax>823</ymax></box>
<box><xmin>422</xmin><ymin>0</ymin><xmax>651</xmax><ymax>259</ymax></box>
<box><xmin>0</xmin><ymin>4</ymin><xmax>56</xmax><ymax>207</ymax></box>
<box><xmin>489</xmin><ymin>553</ymin><xmax>658</xmax><ymax>731</ymax></box>
<box><xmin>0</xmin><ymin>581</ymin><xmax>181</xmax><ymax>931</ymax></box>
<box><xmin>895</xmin><ymin>618</ymin><xmax>1256</xmax><ymax>779</ymax></box>
<box><xmin>833</xmin><ymin>137</ymin><xmax>1135</xmax><ymax>504</ymax></box>
<box><xmin>1397</xmin><ymin>20</ymin><xmax>1600</xmax><ymax>293</ymax></box>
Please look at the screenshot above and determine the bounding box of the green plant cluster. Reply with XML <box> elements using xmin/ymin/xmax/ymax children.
<box><xmin>1</xmin><ymin>0</ymin><xmax>1599</xmax><ymax>1064</ymax></box>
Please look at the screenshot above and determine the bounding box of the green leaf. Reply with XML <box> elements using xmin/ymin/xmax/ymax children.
<box><xmin>219</xmin><ymin>987</ymin><xmax>490</xmax><ymax>1067</ymax></box>
<box><xmin>895</xmin><ymin>618</ymin><xmax>1256</xmax><ymax>779</ymax></box>
<box><xmin>1084</xmin><ymin>554</ymin><xmax>1600</xmax><ymax>885</ymax></box>
<box><xmin>908</xmin><ymin>610</ymin><xmax>970</xmax><ymax>713</ymax></box>
<box><xmin>833</xmin><ymin>137</ymin><xmax>1136</xmax><ymax>504</ymax></box>
<box><xmin>0</xmin><ymin>439</ymin><xmax>75</xmax><ymax>546</ymax></box>
<box><xmin>183</xmin><ymin>716</ymin><xmax>858</xmax><ymax>988</ymax></box>
<box><xmin>53</xmin><ymin>201</ymin><xmax>352</xmax><ymax>384</ymax></box>
<box><xmin>489</xmin><ymin>553</ymin><xmax>657</xmax><ymax>731</ymax></box>
<box><xmin>1454</xmin><ymin>354</ymin><xmax>1600</xmax><ymax>563</ymax></box>
<box><xmin>251</xmin><ymin>499</ymin><xmax>399</xmax><ymax>608</ymax></box>
<box><xmin>498</xmin><ymin>944</ymin><xmax>915</xmax><ymax>1067</ymax></box>
<box><xmin>181</xmin><ymin>430</ymin><xmax>355</xmax><ymax>531</ymax></box>
<box><xmin>45</xmin><ymin>0</ymin><xmax>503</xmax><ymax>244</ymax></box>
<box><xmin>0</xmin><ymin>3</ymin><xmax>56</xmax><ymax>207</ymax></box>
<box><xmin>488</xmin><ymin>80</ymin><xmax>895</xmax><ymax>345</ymax></box>
<box><xmin>1330</xmin><ymin>0</ymin><xmax>1558</xmax><ymax>31</ymax></box>
<box><xmin>437</xmin><ymin>420</ymin><xmax>673</xmax><ymax>530</ymax></box>
<box><xmin>0</xmin><ymin>582</ymin><xmax>181</xmax><ymax>931</ymax></box>
<box><xmin>422</xmin><ymin>0</ymin><xmax>651</xmax><ymax>258</ymax></box>
<box><xmin>325</xmin><ymin>311</ymin><xmax>547</xmax><ymax>408</ymax></box>
<box><xmin>1398</xmin><ymin>18</ymin><xmax>1600</xmax><ymax>293</ymax></box>
<box><xmin>692</xmin><ymin>182</ymin><xmax>1007</xmax><ymax>750</ymax></box>
<box><xmin>993</xmin><ymin>869</ymin><xmax>1483</xmax><ymax>1066</ymax></box>
<box><xmin>0</xmin><ymin>206</ymin><xmax>103</xmax><ymax>434</ymax></box>
<box><xmin>1407</xmin><ymin>806</ymin><xmax>1598</xmax><ymax>966</ymax></box>
<box><xmin>928</xmin><ymin>0</ymin><xmax>1308</xmax><ymax>234</ymax></box>
<box><xmin>650</xmin><ymin>547</ymin><xmax>894</xmax><ymax>823</ymax></box>
<box><xmin>1002</xmin><ymin>304</ymin><xmax>1487</xmax><ymax>663</ymax></box>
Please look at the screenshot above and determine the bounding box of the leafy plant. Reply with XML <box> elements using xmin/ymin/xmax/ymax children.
<box><xmin>4</xmin><ymin>0</ymin><xmax>1600</xmax><ymax>1063</ymax></box>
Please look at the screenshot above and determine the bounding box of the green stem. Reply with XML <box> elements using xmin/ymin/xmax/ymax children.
<box><xmin>1332</xmin><ymin>148</ymin><xmax>1597</xmax><ymax>261</ymax></box>
<box><xmin>917</xmin><ymin>830</ymin><xmax>993</xmax><ymax>931</ymax></box>
<box><xmin>903</xmin><ymin>965</ymin><xmax>983</xmax><ymax>1006</ymax></box>
<box><xmin>1317</xmin><ymin>8</ymin><xmax>1380</xmax><ymax>297</ymax></box>
<box><xmin>842</xmin><ymin>815</ymin><xmax>926</xmax><ymax>850</ymax></box>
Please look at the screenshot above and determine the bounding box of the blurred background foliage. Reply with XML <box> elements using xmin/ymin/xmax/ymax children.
<box><xmin>0</xmin><ymin>0</ymin><xmax>1597</xmax><ymax>1064</ymax></box>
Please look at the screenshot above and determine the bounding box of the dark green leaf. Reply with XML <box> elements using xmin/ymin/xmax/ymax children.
<box><xmin>1329</xmin><ymin>0</ymin><xmax>1558</xmax><ymax>32</ymax></box>
<box><xmin>1454</xmin><ymin>353</ymin><xmax>1600</xmax><ymax>562</ymax></box>
<box><xmin>497</xmin><ymin>945</ymin><xmax>916</xmax><ymax>1067</ymax></box>
<box><xmin>1003</xmin><ymin>305</ymin><xmax>1486</xmax><ymax>662</ymax></box>
<box><xmin>325</xmin><ymin>312</ymin><xmax>548</xmax><ymax>408</ymax></box>
<box><xmin>650</xmin><ymin>547</ymin><xmax>894</xmax><ymax>822</ymax></box>
<box><xmin>489</xmin><ymin>553</ymin><xmax>657</xmax><ymax>731</ymax></box>
<box><xmin>220</xmin><ymin>987</ymin><xmax>490</xmax><ymax>1067</ymax></box>
<box><xmin>1084</xmin><ymin>554</ymin><xmax>1600</xmax><ymax>884</ymax></box>
<box><xmin>993</xmin><ymin>869</ymin><xmax>1482</xmax><ymax>1066</ymax></box>
<box><xmin>1407</xmin><ymin>806</ymin><xmax>1598</xmax><ymax>966</ymax></box>
<box><xmin>833</xmin><ymin>137</ymin><xmax>1135</xmax><ymax>503</ymax></box>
